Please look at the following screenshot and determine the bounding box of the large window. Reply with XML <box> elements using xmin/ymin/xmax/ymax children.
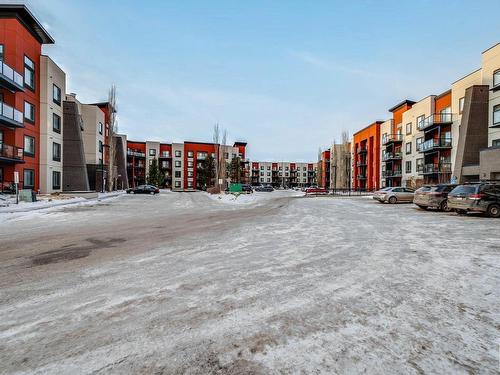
<box><xmin>149</xmin><ymin>148</ymin><xmax>156</xmax><ymax>156</ymax></box>
<box><xmin>494</xmin><ymin>69</ymin><xmax>500</xmax><ymax>88</ymax></box>
<box><xmin>494</xmin><ymin>104</ymin><xmax>500</xmax><ymax>126</ymax></box>
<box><xmin>405</xmin><ymin>142</ymin><xmax>412</xmax><ymax>155</ymax></box>
<box><xmin>98</xmin><ymin>122</ymin><xmax>103</xmax><ymax>135</ymax></box>
<box><xmin>493</xmin><ymin>139</ymin><xmax>500</xmax><ymax>147</ymax></box>
<box><xmin>416</xmin><ymin>115</ymin><xmax>425</xmax><ymax>128</ymax></box>
<box><xmin>24</xmin><ymin>101</ymin><xmax>35</xmax><ymax>123</ymax></box>
<box><xmin>24</xmin><ymin>135</ymin><xmax>35</xmax><ymax>156</ymax></box>
<box><xmin>24</xmin><ymin>56</ymin><xmax>35</xmax><ymax>90</ymax></box>
<box><xmin>52</xmin><ymin>113</ymin><xmax>61</xmax><ymax>133</ymax></box>
<box><xmin>52</xmin><ymin>171</ymin><xmax>61</xmax><ymax>190</ymax></box>
<box><xmin>23</xmin><ymin>169</ymin><xmax>34</xmax><ymax>188</ymax></box>
<box><xmin>99</xmin><ymin>140</ymin><xmax>103</xmax><ymax>153</ymax></box>
<box><xmin>175</xmin><ymin>150</ymin><xmax>181</xmax><ymax>157</ymax></box>
<box><xmin>405</xmin><ymin>122</ymin><xmax>412</xmax><ymax>135</ymax></box>
<box><xmin>459</xmin><ymin>97</ymin><xmax>465</xmax><ymax>114</ymax></box>
<box><xmin>52</xmin><ymin>142</ymin><xmax>61</xmax><ymax>161</ymax></box>
<box><xmin>52</xmin><ymin>84</ymin><xmax>61</xmax><ymax>105</ymax></box>
<box><xmin>405</xmin><ymin>161</ymin><xmax>412</xmax><ymax>174</ymax></box>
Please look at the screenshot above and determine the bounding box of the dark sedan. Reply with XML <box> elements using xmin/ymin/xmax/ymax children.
<box><xmin>255</xmin><ymin>185</ymin><xmax>274</xmax><ymax>192</ymax></box>
<box><xmin>126</xmin><ymin>185</ymin><xmax>160</xmax><ymax>194</ymax></box>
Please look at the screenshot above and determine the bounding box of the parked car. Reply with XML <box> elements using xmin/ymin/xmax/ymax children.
<box><xmin>305</xmin><ymin>187</ymin><xmax>329</xmax><ymax>195</ymax></box>
<box><xmin>373</xmin><ymin>187</ymin><xmax>415</xmax><ymax>203</ymax></box>
<box><xmin>255</xmin><ymin>185</ymin><xmax>274</xmax><ymax>192</ymax></box>
<box><xmin>126</xmin><ymin>184</ymin><xmax>160</xmax><ymax>194</ymax></box>
<box><xmin>414</xmin><ymin>184</ymin><xmax>457</xmax><ymax>211</ymax></box>
<box><xmin>242</xmin><ymin>184</ymin><xmax>253</xmax><ymax>193</ymax></box>
<box><xmin>448</xmin><ymin>182</ymin><xmax>500</xmax><ymax>218</ymax></box>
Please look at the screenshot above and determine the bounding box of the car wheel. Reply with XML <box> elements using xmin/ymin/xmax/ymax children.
<box><xmin>440</xmin><ymin>200</ymin><xmax>451</xmax><ymax>212</ymax></box>
<box><xmin>416</xmin><ymin>204</ymin><xmax>427</xmax><ymax>210</ymax></box>
<box><xmin>487</xmin><ymin>204</ymin><xmax>500</xmax><ymax>218</ymax></box>
<box><xmin>388</xmin><ymin>196</ymin><xmax>397</xmax><ymax>204</ymax></box>
<box><xmin>456</xmin><ymin>209</ymin><xmax>467</xmax><ymax>216</ymax></box>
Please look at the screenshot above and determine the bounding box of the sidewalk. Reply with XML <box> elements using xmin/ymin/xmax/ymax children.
<box><xmin>0</xmin><ymin>191</ymin><xmax>125</xmax><ymax>214</ymax></box>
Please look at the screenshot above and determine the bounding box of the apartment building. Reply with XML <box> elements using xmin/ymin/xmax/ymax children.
<box><xmin>353</xmin><ymin>121</ymin><xmax>383</xmax><ymax>190</ymax></box>
<box><xmin>250</xmin><ymin>161</ymin><xmax>316</xmax><ymax>187</ymax></box>
<box><xmin>318</xmin><ymin>150</ymin><xmax>330</xmax><ymax>189</ymax></box>
<box><xmin>330</xmin><ymin>142</ymin><xmax>351</xmax><ymax>189</ymax></box>
<box><xmin>39</xmin><ymin>55</ymin><xmax>65</xmax><ymax>193</ymax></box>
<box><xmin>125</xmin><ymin>139</ymin><xmax>248</xmax><ymax>191</ymax></box>
<box><xmin>0</xmin><ymin>5</ymin><xmax>54</xmax><ymax>192</ymax></box>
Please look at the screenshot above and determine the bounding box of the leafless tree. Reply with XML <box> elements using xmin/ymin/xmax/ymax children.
<box><xmin>107</xmin><ymin>85</ymin><xmax>117</xmax><ymax>192</ymax></box>
<box><xmin>213</xmin><ymin>123</ymin><xmax>220</xmax><ymax>192</ymax></box>
<box><xmin>220</xmin><ymin>129</ymin><xmax>228</xmax><ymax>188</ymax></box>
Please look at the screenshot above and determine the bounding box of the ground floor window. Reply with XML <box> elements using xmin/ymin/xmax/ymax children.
<box><xmin>405</xmin><ymin>161</ymin><xmax>412</xmax><ymax>173</ymax></box>
<box><xmin>494</xmin><ymin>104</ymin><xmax>500</xmax><ymax>126</ymax></box>
<box><xmin>175</xmin><ymin>181</ymin><xmax>181</xmax><ymax>188</ymax></box>
<box><xmin>52</xmin><ymin>171</ymin><xmax>61</xmax><ymax>190</ymax></box>
<box><xmin>23</xmin><ymin>169</ymin><xmax>34</xmax><ymax>188</ymax></box>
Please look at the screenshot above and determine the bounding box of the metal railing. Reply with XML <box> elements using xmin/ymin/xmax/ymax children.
<box><xmin>127</xmin><ymin>150</ymin><xmax>146</xmax><ymax>157</ymax></box>
<box><xmin>382</xmin><ymin>152</ymin><xmax>402</xmax><ymax>161</ymax></box>
<box><xmin>357</xmin><ymin>174</ymin><xmax>367</xmax><ymax>179</ymax></box>
<box><xmin>382</xmin><ymin>170</ymin><xmax>402</xmax><ymax>178</ymax></box>
<box><xmin>357</xmin><ymin>147</ymin><xmax>368</xmax><ymax>154</ymax></box>
<box><xmin>417</xmin><ymin>138</ymin><xmax>452</xmax><ymax>152</ymax></box>
<box><xmin>0</xmin><ymin>61</ymin><xmax>24</xmax><ymax>88</ymax></box>
<box><xmin>0</xmin><ymin>143</ymin><xmax>24</xmax><ymax>160</ymax></box>
<box><xmin>382</xmin><ymin>133</ymin><xmax>403</xmax><ymax>145</ymax></box>
<box><xmin>422</xmin><ymin>162</ymin><xmax>452</xmax><ymax>174</ymax></box>
<box><xmin>417</xmin><ymin>113</ymin><xmax>455</xmax><ymax>131</ymax></box>
<box><xmin>0</xmin><ymin>102</ymin><xmax>23</xmax><ymax>125</ymax></box>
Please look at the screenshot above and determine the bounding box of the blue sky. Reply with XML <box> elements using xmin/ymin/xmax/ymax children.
<box><xmin>20</xmin><ymin>0</ymin><xmax>500</xmax><ymax>161</ymax></box>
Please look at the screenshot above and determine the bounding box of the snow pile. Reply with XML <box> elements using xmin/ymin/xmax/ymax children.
<box><xmin>205</xmin><ymin>192</ymin><xmax>259</xmax><ymax>205</ymax></box>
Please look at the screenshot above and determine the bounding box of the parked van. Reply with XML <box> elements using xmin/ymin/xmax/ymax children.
<box><xmin>448</xmin><ymin>182</ymin><xmax>500</xmax><ymax>218</ymax></box>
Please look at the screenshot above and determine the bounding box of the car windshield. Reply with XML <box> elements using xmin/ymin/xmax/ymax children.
<box><xmin>417</xmin><ymin>186</ymin><xmax>431</xmax><ymax>192</ymax></box>
<box><xmin>450</xmin><ymin>185</ymin><xmax>478</xmax><ymax>195</ymax></box>
<box><xmin>379</xmin><ymin>187</ymin><xmax>392</xmax><ymax>192</ymax></box>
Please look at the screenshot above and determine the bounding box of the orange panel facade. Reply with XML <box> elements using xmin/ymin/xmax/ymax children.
<box><xmin>353</xmin><ymin>121</ymin><xmax>382</xmax><ymax>191</ymax></box>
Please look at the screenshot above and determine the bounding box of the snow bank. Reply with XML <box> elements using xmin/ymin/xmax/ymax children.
<box><xmin>204</xmin><ymin>190</ymin><xmax>305</xmax><ymax>205</ymax></box>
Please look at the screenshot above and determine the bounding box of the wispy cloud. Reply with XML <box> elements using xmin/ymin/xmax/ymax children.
<box><xmin>289</xmin><ymin>50</ymin><xmax>375</xmax><ymax>77</ymax></box>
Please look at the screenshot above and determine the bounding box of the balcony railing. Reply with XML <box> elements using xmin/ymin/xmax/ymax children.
<box><xmin>0</xmin><ymin>143</ymin><xmax>24</xmax><ymax>162</ymax></box>
<box><xmin>357</xmin><ymin>174</ymin><xmax>367</xmax><ymax>180</ymax></box>
<box><xmin>417</xmin><ymin>138</ymin><xmax>452</xmax><ymax>153</ymax></box>
<box><xmin>127</xmin><ymin>150</ymin><xmax>146</xmax><ymax>157</ymax></box>
<box><xmin>417</xmin><ymin>113</ymin><xmax>455</xmax><ymax>131</ymax></box>
<box><xmin>357</xmin><ymin>147</ymin><xmax>368</xmax><ymax>154</ymax></box>
<box><xmin>382</xmin><ymin>133</ymin><xmax>403</xmax><ymax>145</ymax></box>
<box><xmin>382</xmin><ymin>152</ymin><xmax>402</xmax><ymax>161</ymax></box>
<box><xmin>421</xmin><ymin>163</ymin><xmax>452</xmax><ymax>174</ymax></box>
<box><xmin>0</xmin><ymin>61</ymin><xmax>24</xmax><ymax>91</ymax></box>
<box><xmin>0</xmin><ymin>102</ymin><xmax>24</xmax><ymax>128</ymax></box>
<box><xmin>357</xmin><ymin>161</ymin><xmax>367</xmax><ymax>167</ymax></box>
<box><xmin>382</xmin><ymin>170</ymin><xmax>402</xmax><ymax>178</ymax></box>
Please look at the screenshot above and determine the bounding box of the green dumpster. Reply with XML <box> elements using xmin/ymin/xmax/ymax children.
<box><xmin>229</xmin><ymin>183</ymin><xmax>242</xmax><ymax>193</ymax></box>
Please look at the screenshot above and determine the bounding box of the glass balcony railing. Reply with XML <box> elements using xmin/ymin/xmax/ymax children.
<box><xmin>382</xmin><ymin>133</ymin><xmax>403</xmax><ymax>145</ymax></box>
<box><xmin>417</xmin><ymin>138</ymin><xmax>452</xmax><ymax>152</ymax></box>
<box><xmin>383</xmin><ymin>169</ymin><xmax>402</xmax><ymax>178</ymax></box>
<box><xmin>0</xmin><ymin>102</ymin><xmax>24</xmax><ymax>126</ymax></box>
<box><xmin>422</xmin><ymin>163</ymin><xmax>452</xmax><ymax>174</ymax></box>
<box><xmin>127</xmin><ymin>150</ymin><xmax>146</xmax><ymax>157</ymax></box>
<box><xmin>417</xmin><ymin>113</ymin><xmax>455</xmax><ymax>131</ymax></box>
<box><xmin>382</xmin><ymin>152</ymin><xmax>402</xmax><ymax>161</ymax></box>
<box><xmin>0</xmin><ymin>143</ymin><xmax>24</xmax><ymax>161</ymax></box>
<box><xmin>0</xmin><ymin>61</ymin><xmax>24</xmax><ymax>90</ymax></box>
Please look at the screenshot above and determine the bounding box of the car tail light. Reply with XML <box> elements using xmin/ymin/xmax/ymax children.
<box><xmin>428</xmin><ymin>192</ymin><xmax>443</xmax><ymax>197</ymax></box>
<box><xmin>469</xmin><ymin>193</ymin><xmax>484</xmax><ymax>200</ymax></box>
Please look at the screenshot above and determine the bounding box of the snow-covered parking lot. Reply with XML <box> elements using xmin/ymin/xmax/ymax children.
<box><xmin>0</xmin><ymin>191</ymin><xmax>498</xmax><ymax>374</ymax></box>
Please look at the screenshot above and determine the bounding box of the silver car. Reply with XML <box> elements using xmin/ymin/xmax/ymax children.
<box><xmin>373</xmin><ymin>187</ymin><xmax>415</xmax><ymax>204</ymax></box>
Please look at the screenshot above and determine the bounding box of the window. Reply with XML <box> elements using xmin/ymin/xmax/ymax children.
<box><xmin>149</xmin><ymin>148</ymin><xmax>156</xmax><ymax>156</ymax></box>
<box><xmin>405</xmin><ymin>142</ymin><xmax>412</xmax><ymax>154</ymax></box>
<box><xmin>187</xmin><ymin>171</ymin><xmax>193</xmax><ymax>177</ymax></box>
<box><xmin>416</xmin><ymin>115</ymin><xmax>425</xmax><ymax>129</ymax></box>
<box><xmin>99</xmin><ymin>140</ymin><xmax>103</xmax><ymax>153</ymax></box>
<box><xmin>52</xmin><ymin>113</ymin><xmax>61</xmax><ymax>133</ymax></box>
<box><xmin>187</xmin><ymin>181</ymin><xmax>193</xmax><ymax>188</ymax></box>
<box><xmin>175</xmin><ymin>160</ymin><xmax>181</xmax><ymax>167</ymax></box>
<box><xmin>52</xmin><ymin>171</ymin><xmax>61</xmax><ymax>190</ymax></box>
<box><xmin>23</xmin><ymin>169</ymin><xmax>34</xmax><ymax>188</ymax></box>
<box><xmin>494</xmin><ymin>69</ymin><xmax>500</xmax><ymax>87</ymax></box>
<box><xmin>52</xmin><ymin>142</ymin><xmax>61</xmax><ymax>161</ymax></box>
<box><xmin>493</xmin><ymin>139</ymin><xmax>500</xmax><ymax>147</ymax></box>
<box><xmin>24</xmin><ymin>56</ymin><xmax>35</xmax><ymax>90</ymax></box>
<box><xmin>459</xmin><ymin>97</ymin><xmax>465</xmax><ymax>114</ymax></box>
<box><xmin>24</xmin><ymin>135</ymin><xmax>35</xmax><ymax>156</ymax></box>
<box><xmin>175</xmin><ymin>181</ymin><xmax>181</xmax><ymax>188</ymax></box>
<box><xmin>416</xmin><ymin>158</ymin><xmax>424</xmax><ymax>172</ymax></box>
<box><xmin>493</xmin><ymin>104</ymin><xmax>500</xmax><ymax>126</ymax></box>
<box><xmin>260</xmin><ymin>166</ymin><xmax>264</xmax><ymax>170</ymax></box>
<box><xmin>24</xmin><ymin>101</ymin><xmax>35</xmax><ymax>123</ymax></box>
<box><xmin>405</xmin><ymin>161</ymin><xmax>412</xmax><ymax>173</ymax></box>
<box><xmin>267</xmin><ymin>172</ymin><xmax>270</xmax><ymax>176</ymax></box>
<box><xmin>187</xmin><ymin>151</ymin><xmax>193</xmax><ymax>158</ymax></box>
<box><xmin>52</xmin><ymin>84</ymin><xmax>61</xmax><ymax>105</ymax></box>
<box><xmin>98</xmin><ymin>122</ymin><xmax>103</xmax><ymax>135</ymax></box>
<box><xmin>260</xmin><ymin>172</ymin><xmax>264</xmax><ymax>176</ymax></box>
<box><xmin>406</xmin><ymin>122</ymin><xmax>412</xmax><ymax>135</ymax></box>
<box><xmin>416</xmin><ymin>137</ymin><xmax>423</xmax><ymax>151</ymax></box>
<box><xmin>174</xmin><ymin>171</ymin><xmax>181</xmax><ymax>178</ymax></box>
<box><xmin>267</xmin><ymin>178</ymin><xmax>271</xmax><ymax>183</ymax></box>
<box><xmin>187</xmin><ymin>160</ymin><xmax>193</xmax><ymax>167</ymax></box>
<box><xmin>224</xmin><ymin>152</ymin><xmax>229</xmax><ymax>159</ymax></box>
<box><xmin>0</xmin><ymin>44</ymin><xmax>3</xmax><ymax>61</ymax></box>
<box><xmin>175</xmin><ymin>150</ymin><xmax>181</xmax><ymax>157</ymax></box>
<box><xmin>162</xmin><ymin>151</ymin><xmax>170</xmax><ymax>157</ymax></box>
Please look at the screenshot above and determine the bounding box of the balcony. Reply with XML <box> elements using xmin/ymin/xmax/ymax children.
<box><xmin>420</xmin><ymin>163</ymin><xmax>452</xmax><ymax>175</ymax></box>
<box><xmin>0</xmin><ymin>61</ymin><xmax>24</xmax><ymax>92</ymax></box>
<box><xmin>417</xmin><ymin>138</ymin><xmax>452</xmax><ymax>153</ymax></box>
<box><xmin>383</xmin><ymin>170</ymin><xmax>402</xmax><ymax>178</ymax></box>
<box><xmin>160</xmin><ymin>153</ymin><xmax>172</xmax><ymax>159</ymax></box>
<box><xmin>357</xmin><ymin>161</ymin><xmax>367</xmax><ymax>167</ymax></box>
<box><xmin>0</xmin><ymin>102</ymin><xmax>24</xmax><ymax>128</ymax></box>
<box><xmin>417</xmin><ymin>113</ymin><xmax>454</xmax><ymax>131</ymax></box>
<box><xmin>357</xmin><ymin>147</ymin><xmax>368</xmax><ymax>154</ymax></box>
<box><xmin>382</xmin><ymin>152</ymin><xmax>402</xmax><ymax>162</ymax></box>
<box><xmin>0</xmin><ymin>143</ymin><xmax>24</xmax><ymax>164</ymax></box>
<box><xmin>382</xmin><ymin>133</ymin><xmax>403</xmax><ymax>146</ymax></box>
<box><xmin>357</xmin><ymin>174</ymin><xmax>367</xmax><ymax>180</ymax></box>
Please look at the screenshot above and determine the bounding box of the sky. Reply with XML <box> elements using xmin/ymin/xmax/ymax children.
<box><xmin>16</xmin><ymin>0</ymin><xmax>500</xmax><ymax>161</ymax></box>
